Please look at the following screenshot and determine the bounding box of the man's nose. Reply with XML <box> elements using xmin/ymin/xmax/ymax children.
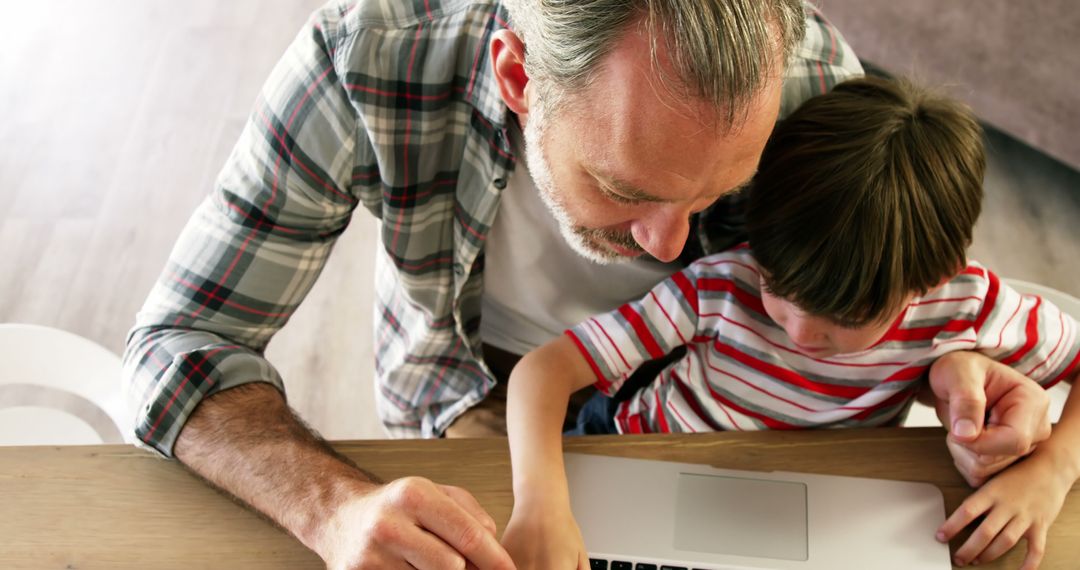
<box><xmin>630</xmin><ymin>205</ymin><xmax>691</xmax><ymax>263</ymax></box>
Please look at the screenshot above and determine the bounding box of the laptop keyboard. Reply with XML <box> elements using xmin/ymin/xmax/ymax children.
<box><xmin>589</xmin><ymin>559</ymin><xmax>706</xmax><ymax>570</ymax></box>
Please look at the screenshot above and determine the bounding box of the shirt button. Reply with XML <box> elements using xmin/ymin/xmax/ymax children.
<box><xmin>453</xmin><ymin>263</ymin><xmax>464</xmax><ymax>275</ymax></box>
<box><xmin>493</xmin><ymin>177</ymin><xmax>507</xmax><ymax>190</ymax></box>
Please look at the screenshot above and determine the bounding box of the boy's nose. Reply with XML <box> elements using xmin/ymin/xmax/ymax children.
<box><xmin>786</xmin><ymin>319</ymin><xmax>826</xmax><ymax>348</ymax></box>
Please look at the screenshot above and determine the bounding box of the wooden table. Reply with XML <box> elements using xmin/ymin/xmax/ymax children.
<box><xmin>1</xmin><ymin>428</ymin><xmax>1077</xmax><ymax>569</ymax></box>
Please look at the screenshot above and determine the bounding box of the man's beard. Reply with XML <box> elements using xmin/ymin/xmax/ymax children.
<box><xmin>522</xmin><ymin>100</ymin><xmax>644</xmax><ymax>265</ymax></box>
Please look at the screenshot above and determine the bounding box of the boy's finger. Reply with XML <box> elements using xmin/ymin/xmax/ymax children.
<box><xmin>954</xmin><ymin>513</ymin><xmax>1008</xmax><ymax>566</ymax></box>
<box><xmin>1019</xmin><ymin>532</ymin><xmax>1047</xmax><ymax>570</ymax></box>
<box><xmin>972</xmin><ymin>518</ymin><xmax>1026</xmax><ymax>564</ymax></box>
<box><xmin>937</xmin><ymin>495</ymin><xmax>990</xmax><ymax>542</ymax></box>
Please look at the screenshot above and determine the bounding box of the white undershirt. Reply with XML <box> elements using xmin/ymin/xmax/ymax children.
<box><xmin>481</xmin><ymin>127</ymin><xmax>682</xmax><ymax>355</ymax></box>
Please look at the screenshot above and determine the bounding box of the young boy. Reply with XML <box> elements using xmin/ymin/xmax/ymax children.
<box><xmin>501</xmin><ymin>77</ymin><xmax>1080</xmax><ymax>570</ymax></box>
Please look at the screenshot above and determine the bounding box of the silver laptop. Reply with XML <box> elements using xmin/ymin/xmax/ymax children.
<box><xmin>565</xmin><ymin>453</ymin><xmax>951</xmax><ymax>570</ymax></box>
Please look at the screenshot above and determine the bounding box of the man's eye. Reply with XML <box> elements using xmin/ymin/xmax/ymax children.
<box><xmin>601</xmin><ymin>187</ymin><xmax>639</xmax><ymax>205</ymax></box>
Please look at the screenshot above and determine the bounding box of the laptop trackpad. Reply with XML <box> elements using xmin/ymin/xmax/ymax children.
<box><xmin>674</xmin><ymin>473</ymin><xmax>809</xmax><ymax>561</ymax></box>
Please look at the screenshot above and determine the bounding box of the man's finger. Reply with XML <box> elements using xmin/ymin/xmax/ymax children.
<box><xmin>963</xmin><ymin>424</ymin><xmax>1033</xmax><ymax>457</ymax></box>
<box><xmin>439</xmin><ymin>484</ymin><xmax>499</xmax><ymax>536</ymax></box>
<box><xmin>413</xmin><ymin>488</ymin><xmax>514</xmax><ymax>570</ymax></box>
<box><xmin>400</xmin><ymin>525</ymin><xmax>468</xmax><ymax>570</ymax></box>
<box><xmin>946</xmin><ymin>395</ymin><xmax>986</xmax><ymax>442</ymax></box>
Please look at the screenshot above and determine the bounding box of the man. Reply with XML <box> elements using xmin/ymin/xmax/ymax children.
<box><xmin>122</xmin><ymin>0</ymin><xmax>1052</xmax><ymax>568</ymax></box>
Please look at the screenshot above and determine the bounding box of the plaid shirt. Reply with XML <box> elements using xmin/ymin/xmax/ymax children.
<box><xmin>123</xmin><ymin>0</ymin><xmax>863</xmax><ymax>455</ymax></box>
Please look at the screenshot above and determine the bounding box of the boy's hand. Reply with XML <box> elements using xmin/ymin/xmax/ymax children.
<box><xmin>501</xmin><ymin>502</ymin><xmax>589</xmax><ymax>570</ymax></box>
<box><xmin>929</xmin><ymin>352</ymin><xmax>1051</xmax><ymax>485</ymax></box>
<box><xmin>936</xmin><ymin>452</ymin><xmax>1069</xmax><ymax>570</ymax></box>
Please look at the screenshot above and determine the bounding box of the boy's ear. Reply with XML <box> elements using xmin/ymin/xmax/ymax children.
<box><xmin>489</xmin><ymin>29</ymin><xmax>531</xmax><ymax>117</ymax></box>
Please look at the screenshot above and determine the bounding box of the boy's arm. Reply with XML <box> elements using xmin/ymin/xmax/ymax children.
<box><xmin>938</xmin><ymin>367</ymin><xmax>1080</xmax><ymax>569</ymax></box>
<box><xmin>501</xmin><ymin>334</ymin><xmax>600</xmax><ymax>569</ymax></box>
<box><xmin>506</xmin><ymin>334</ymin><xmax>598</xmax><ymax>512</ymax></box>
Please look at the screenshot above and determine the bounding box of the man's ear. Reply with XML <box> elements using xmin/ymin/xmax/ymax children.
<box><xmin>490</xmin><ymin>29</ymin><xmax>531</xmax><ymax>116</ymax></box>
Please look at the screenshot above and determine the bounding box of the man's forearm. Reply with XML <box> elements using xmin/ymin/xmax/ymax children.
<box><xmin>173</xmin><ymin>382</ymin><xmax>378</xmax><ymax>556</ymax></box>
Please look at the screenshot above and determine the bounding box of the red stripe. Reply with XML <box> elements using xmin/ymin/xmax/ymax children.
<box><xmin>703</xmin><ymin>311</ymin><xmax>919</xmax><ymax>368</ymax></box>
<box><xmin>653</xmin><ymin>390</ymin><xmax>670</xmax><ymax>432</ymax></box>
<box><xmin>566</xmin><ymin>331</ymin><xmax>611</xmax><ymax>392</ymax></box>
<box><xmin>344</xmin><ymin>83</ymin><xmax>453</xmax><ymax>100</ymax></box>
<box><xmin>816</xmin><ymin>61</ymin><xmax>827</xmax><ymax>94</ymax></box>
<box><xmin>1046</xmin><ymin>348</ymin><xmax>1080</xmax><ymax>389</ymax></box>
<box><xmin>257</xmin><ymin>109</ymin><xmax>353</xmax><ymax>202</ymax></box>
<box><xmin>169</xmin><ymin>272</ymin><xmax>294</xmax><ymax>318</ymax></box>
<box><xmin>671</xmin><ymin>270</ymin><xmax>699</xmax><ymax>316</ymax></box>
<box><xmin>466</xmin><ymin>7</ymin><xmax>501</xmax><ymax>99</ymax></box>
<box><xmin>420</xmin><ymin>335</ymin><xmax>466</xmax><ymax>409</ymax></box>
<box><xmin>880</xmin><ymin>316</ymin><xmax>975</xmax><ymax>343</ymax></box>
<box><xmin>222</xmin><ymin>200</ymin><xmax>299</xmax><ymax>235</ymax></box>
<box><xmin>592</xmin><ymin>318</ymin><xmax>632</xmax><ymax>371</ymax></box>
<box><xmin>615</xmin><ymin>400</ymin><xmax>633</xmax><ymax>432</ymax></box>
<box><xmin>973</xmin><ymin>269</ymin><xmax>1001</xmax><ymax>333</ymax></box>
<box><xmin>182</xmin><ymin>65</ymin><xmax>344</xmax><ymax>324</ymax></box>
<box><xmin>850</xmin><ymin>389</ymin><xmax>911</xmax><ymax>422</ymax></box>
<box><xmin>697</xmin><ymin>277</ymin><xmax>766</xmax><ymax>316</ymax></box>
<box><xmin>649</xmin><ymin>290</ymin><xmax>687</xmax><ymax>344</ymax></box>
<box><xmin>700</xmin><ymin>376</ymin><xmax>794</xmax><ymax>429</ymax></box>
<box><xmin>396</xmin><ymin>255</ymin><xmax>453</xmax><ymax>272</ymax></box>
<box><xmin>993</xmin><ymin>294</ymin><xmax>1025</xmax><ymax>350</ymax></box>
<box><xmin>909</xmin><ymin>295</ymin><xmax>982</xmax><ymax>307</ymax></box>
<box><xmin>390</xmin><ymin>24</ymin><xmax>425</xmax><ymax>254</ymax></box>
<box><xmin>702</xmin><ymin>349</ymin><xmax>819</xmax><ymax>413</ymax></box>
<box><xmin>142</xmin><ymin>346</ymin><xmax>232</xmax><ymax>442</ymax></box>
<box><xmin>699</xmin><ymin>256</ymin><xmax>757</xmax><ymax>272</ymax></box>
<box><xmin>1001</xmin><ymin>296</ymin><xmax>1042</xmax><ymax>365</ymax></box>
<box><xmin>825</xmin><ymin>20</ymin><xmax>837</xmax><ymax>64</ymax></box>
<box><xmin>618</xmin><ymin>305</ymin><xmax>664</xmax><ymax>358</ymax></box>
<box><xmin>712</xmin><ymin>341</ymin><xmax>869</xmax><ymax>399</ymax></box>
<box><xmin>1025</xmin><ymin>311</ymin><xmax>1068</xmax><ymax>378</ymax></box>
<box><xmin>671</xmin><ymin>368</ymin><xmax>729</xmax><ymax>430</ymax></box>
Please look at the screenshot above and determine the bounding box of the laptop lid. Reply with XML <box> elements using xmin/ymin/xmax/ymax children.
<box><xmin>565</xmin><ymin>453</ymin><xmax>951</xmax><ymax>570</ymax></box>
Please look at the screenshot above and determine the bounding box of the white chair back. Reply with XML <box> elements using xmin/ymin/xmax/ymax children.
<box><xmin>0</xmin><ymin>324</ymin><xmax>127</xmax><ymax>445</ymax></box>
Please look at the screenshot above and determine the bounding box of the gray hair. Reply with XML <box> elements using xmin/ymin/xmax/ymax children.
<box><xmin>502</xmin><ymin>0</ymin><xmax>807</xmax><ymax>124</ymax></box>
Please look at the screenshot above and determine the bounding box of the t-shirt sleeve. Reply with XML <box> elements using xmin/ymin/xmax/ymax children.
<box><xmin>566</xmin><ymin>267</ymin><xmax>701</xmax><ymax>395</ymax></box>
<box><xmin>974</xmin><ymin>270</ymin><xmax>1080</xmax><ymax>388</ymax></box>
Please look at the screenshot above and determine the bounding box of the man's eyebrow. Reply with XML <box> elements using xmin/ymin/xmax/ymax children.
<box><xmin>589</xmin><ymin>167</ymin><xmax>758</xmax><ymax>203</ymax></box>
<box><xmin>725</xmin><ymin>173</ymin><xmax>756</xmax><ymax>197</ymax></box>
<box><xmin>589</xmin><ymin>168</ymin><xmax>667</xmax><ymax>203</ymax></box>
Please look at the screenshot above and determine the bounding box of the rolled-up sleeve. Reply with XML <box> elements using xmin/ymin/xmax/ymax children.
<box><xmin>122</xmin><ymin>7</ymin><xmax>364</xmax><ymax>457</ymax></box>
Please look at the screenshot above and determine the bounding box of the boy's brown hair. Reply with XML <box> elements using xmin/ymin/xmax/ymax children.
<box><xmin>746</xmin><ymin>76</ymin><xmax>985</xmax><ymax>326</ymax></box>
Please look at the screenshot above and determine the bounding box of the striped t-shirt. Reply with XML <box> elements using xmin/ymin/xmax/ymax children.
<box><xmin>568</xmin><ymin>246</ymin><xmax>1080</xmax><ymax>434</ymax></box>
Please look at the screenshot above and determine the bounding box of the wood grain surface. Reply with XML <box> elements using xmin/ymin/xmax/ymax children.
<box><xmin>2</xmin><ymin>428</ymin><xmax>1077</xmax><ymax>569</ymax></box>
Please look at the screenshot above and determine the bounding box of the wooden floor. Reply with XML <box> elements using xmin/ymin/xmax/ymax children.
<box><xmin>1</xmin><ymin>1</ymin><xmax>1078</xmax><ymax>442</ymax></box>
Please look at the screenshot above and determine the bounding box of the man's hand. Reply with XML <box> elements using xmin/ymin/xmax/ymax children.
<box><xmin>929</xmin><ymin>352</ymin><xmax>1052</xmax><ymax>486</ymax></box>
<box><xmin>319</xmin><ymin>477</ymin><xmax>515</xmax><ymax>570</ymax></box>
<box><xmin>174</xmin><ymin>384</ymin><xmax>514</xmax><ymax>570</ymax></box>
